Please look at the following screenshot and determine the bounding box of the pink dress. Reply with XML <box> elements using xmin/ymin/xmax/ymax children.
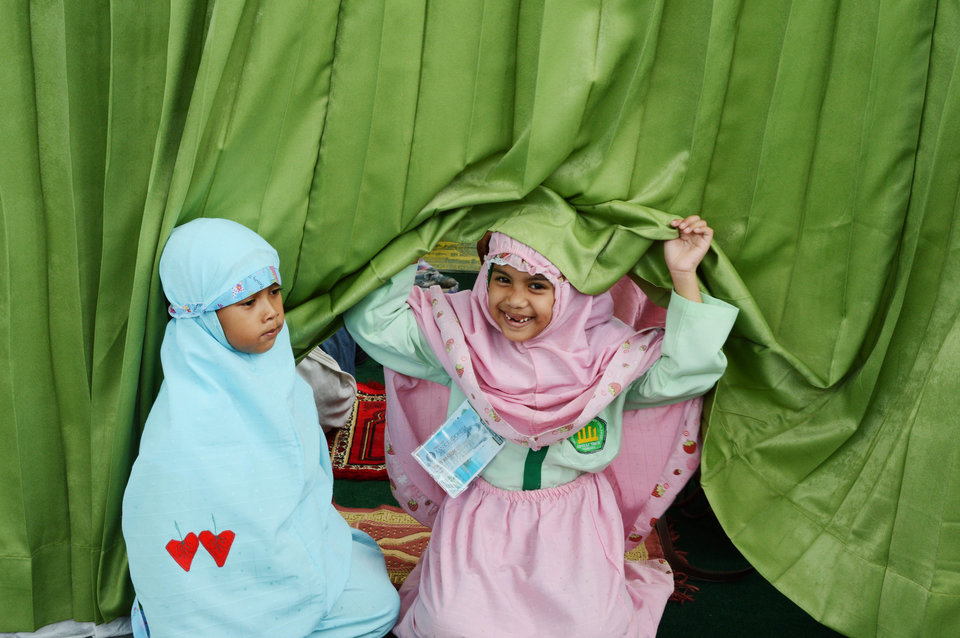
<box><xmin>345</xmin><ymin>234</ymin><xmax>738</xmax><ymax>637</ymax></box>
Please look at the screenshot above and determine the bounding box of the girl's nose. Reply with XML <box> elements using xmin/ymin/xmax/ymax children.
<box><xmin>506</xmin><ymin>287</ymin><xmax>527</xmax><ymax>306</ymax></box>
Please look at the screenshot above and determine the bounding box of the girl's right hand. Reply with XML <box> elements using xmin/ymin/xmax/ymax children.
<box><xmin>664</xmin><ymin>215</ymin><xmax>713</xmax><ymax>276</ymax></box>
<box><xmin>664</xmin><ymin>215</ymin><xmax>712</xmax><ymax>302</ymax></box>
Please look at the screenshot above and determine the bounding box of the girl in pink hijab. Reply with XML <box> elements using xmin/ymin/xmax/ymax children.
<box><xmin>345</xmin><ymin>216</ymin><xmax>738</xmax><ymax>637</ymax></box>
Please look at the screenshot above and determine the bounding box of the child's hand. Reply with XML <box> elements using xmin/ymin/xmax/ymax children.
<box><xmin>664</xmin><ymin>215</ymin><xmax>713</xmax><ymax>302</ymax></box>
<box><xmin>664</xmin><ymin>215</ymin><xmax>713</xmax><ymax>275</ymax></box>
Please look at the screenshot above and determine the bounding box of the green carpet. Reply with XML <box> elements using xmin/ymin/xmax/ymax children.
<box><xmin>655</xmin><ymin>491</ymin><xmax>840</xmax><ymax>636</ymax></box>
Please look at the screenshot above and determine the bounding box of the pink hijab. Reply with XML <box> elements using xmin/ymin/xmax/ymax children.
<box><xmin>386</xmin><ymin>235</ymin><xmax>704</xmax><ymax>552</ymax></box>
<box><xmin>405</xmin><ymin>233</ymin><xmax>662</xmax><ymax>449</ymax></box>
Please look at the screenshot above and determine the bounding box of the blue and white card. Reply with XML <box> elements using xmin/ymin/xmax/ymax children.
<box><xmin>413</xmin><ymin>400</ymin><xmax>505</xmax><ymax>497</ymax></box>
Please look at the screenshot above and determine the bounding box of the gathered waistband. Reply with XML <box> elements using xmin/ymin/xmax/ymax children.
<box><xmin>471</xmin><ymin>472</ymin><xmax>606</xmax><ymax>503</ymax></box>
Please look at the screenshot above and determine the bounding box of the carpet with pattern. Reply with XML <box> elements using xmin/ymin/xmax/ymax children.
<box><xmin>328</xmin><ymin>381</ymin><xmax>388</xmax><ymax>480</ymax></box>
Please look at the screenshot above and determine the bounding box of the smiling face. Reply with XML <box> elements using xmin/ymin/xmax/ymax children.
<box><xmin>486</xmin><ymin>263</ymin><xmax>555</xmax><ymax>342</ymax></box>
<box><xmin>215</xmin><ymin>283</ymin><xmax>284</xmax><ymax>354</ymax></box>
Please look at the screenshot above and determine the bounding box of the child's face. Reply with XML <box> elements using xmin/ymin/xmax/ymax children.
<box><xmin>486</xmin><ymin>263</ymin><xmax>554</xmax><ymax>342</ymax></box>
<box><xmin>215</xmin><ymin>284</ymin><xmax>284</xmax><ymax>354</ymax></box>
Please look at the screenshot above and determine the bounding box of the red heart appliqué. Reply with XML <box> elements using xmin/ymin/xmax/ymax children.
<box><xmin>165</xmin><ymin>532</ymin><xmax>199</xmax><ymax>571</ymax></box>
<box><xmin>199</xmin><ymin>529</ymin><xmax>236</xmax><ymax>567</ymax></box>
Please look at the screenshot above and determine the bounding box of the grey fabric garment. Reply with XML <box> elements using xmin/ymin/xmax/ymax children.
<box><xmin>0</xmin><ymin>618</ymin><xmax>131</xmax><ymax>638</ymax></box>
<box><xmin>296</xmin><ymin>346</ymin><xmax>357</xmax><ymax>430</ymax></box>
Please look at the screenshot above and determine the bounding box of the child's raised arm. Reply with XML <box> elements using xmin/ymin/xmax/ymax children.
<box><xmin>664</xmin><ymin>215</ymin><xmax>713</xmax><ymax>303</ymax></box>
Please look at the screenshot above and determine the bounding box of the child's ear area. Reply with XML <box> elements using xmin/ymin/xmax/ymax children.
<box><xmin>476</xmin><ymin>231</ymin><xmax>494</xmax><ymax>261</ymax></box>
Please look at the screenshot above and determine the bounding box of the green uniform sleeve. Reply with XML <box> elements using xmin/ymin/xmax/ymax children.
<box><xmin>343</xmin><ymin>265</ymin><xmax>451</xmax><ymax>386</ymax></box>
<box><xmin>624</xmin><ymin>291</ymin><xmax>738</xmax><ymax>409</ymax></box>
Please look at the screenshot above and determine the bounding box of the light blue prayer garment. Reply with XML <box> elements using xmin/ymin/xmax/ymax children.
<box><xmin>122</xmin><ymin>219</ymin><xmax>397</xmax><ymax>637</ymax></box>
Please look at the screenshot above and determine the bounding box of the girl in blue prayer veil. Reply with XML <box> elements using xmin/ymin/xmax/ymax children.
<box><xmin>122</xmin><ymin>218</ymin><xmax>399</xmax><ymax>638</ymax></box>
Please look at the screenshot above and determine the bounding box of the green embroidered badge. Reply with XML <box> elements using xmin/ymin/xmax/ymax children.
<box><xmin>568</xmin><ymin>417</ymin><xmax>607</xmax><ymax>454</ymax></box>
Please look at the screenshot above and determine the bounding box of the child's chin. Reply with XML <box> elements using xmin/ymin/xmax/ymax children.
<box><xmin>499</xmin><ymin>326</ymin><xmax>540</xmax><ymax>343</ymax></box>
<box><xmin>258</xmin><ymin>340</ymin><xmax>278</xmax><ymax>353</ymax></box>
<box><xmin>241</xmin><ymin>339</ymin><xmax>277</xmax><ymax>355</ymax></box>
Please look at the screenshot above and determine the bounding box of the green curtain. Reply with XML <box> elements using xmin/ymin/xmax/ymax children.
<box><xmin>1</xmin><ymin>1</ymin><xmax>957</xmax><ymax>636</ymax></box>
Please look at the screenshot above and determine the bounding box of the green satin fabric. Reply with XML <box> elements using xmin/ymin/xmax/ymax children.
<box><xmin>1</xmin><ymin>1</ymin><xmax>957</xmax><ymax>636</ymax></box>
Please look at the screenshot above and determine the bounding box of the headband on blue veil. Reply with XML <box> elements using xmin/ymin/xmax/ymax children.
<box><xmin>160</xmin><ymin>218</ymin><xmax>281</xmax><ymax>349</ymax></box>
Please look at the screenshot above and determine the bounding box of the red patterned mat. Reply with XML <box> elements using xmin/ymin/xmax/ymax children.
<box><xmin>328</xmin><ymin>381</ymin><xmax>388</xmax><ymax>479</ymax></box>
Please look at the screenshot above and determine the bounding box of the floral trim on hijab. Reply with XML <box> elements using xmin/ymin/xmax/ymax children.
<box><xmin>168</xmin><ymin>265</ymin><xmax>281</xmax><ymax>318</ymax></box>
<box><xmin>487</xmin><ymin>253</ymin><xmax>567</xmax><ymax>287</ymax></box>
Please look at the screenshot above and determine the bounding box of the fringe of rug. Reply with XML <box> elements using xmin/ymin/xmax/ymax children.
<box><xmin>657</xmin><ymin>513</ymin><xmax>755</xmax><ymax>604</ymax></box>
<box><xmin>661</xmin><ymin>516</ymin><xmax>700</xmax><ymax>603</ymax></box>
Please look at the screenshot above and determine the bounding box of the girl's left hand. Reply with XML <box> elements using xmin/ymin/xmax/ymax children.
<box><xmin>664</xmin><ymin>215</ymin><xmax>713</xmax><ymax>276</ymax></box>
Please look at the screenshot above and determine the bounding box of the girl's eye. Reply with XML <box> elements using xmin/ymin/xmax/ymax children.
<box><xmin>270</xmin><ymin>287</ymin><xmax>283</xmax><ymax>296</ymax></box>
<box><xmin>242</xmin><ymin>298</ymin><xmax>256</xmax><ymax>307</ymax></box>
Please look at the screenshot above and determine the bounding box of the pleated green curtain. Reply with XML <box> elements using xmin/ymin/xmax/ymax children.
<box><xmin>1</xmin><ymin>1</ymin><xmax>957</xmax><ymax>636</ymax></box>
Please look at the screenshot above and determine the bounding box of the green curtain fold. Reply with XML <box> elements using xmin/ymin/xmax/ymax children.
<box><xmin>1</xmin><ymin>1</ymin><xmax>957</xmax><ymax>635</ymax></box>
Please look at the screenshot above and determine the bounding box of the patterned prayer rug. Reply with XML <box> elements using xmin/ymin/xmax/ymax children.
<box><xmin>335</xmin><ymin>503</ymin><xmax>432</xmax><ymax>587</ymax></box>
<box><xmin>328</xmin><ymin>381</ymin><xmax>388</xmax><ymax>479</ymax></box>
